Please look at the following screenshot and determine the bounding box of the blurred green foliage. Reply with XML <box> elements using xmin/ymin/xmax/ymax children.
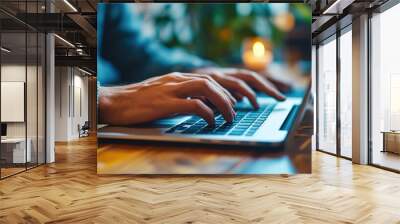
<box><xmin>138</xmin><ymin>3</ymin><xmax>311</xmax><ymax>65</ymax></box>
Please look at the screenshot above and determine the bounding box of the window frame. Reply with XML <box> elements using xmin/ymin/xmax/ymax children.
<box><xmin>315</xmin><ymin>22</ymin><xmax>353</xmax><ymax>160</ymax></box>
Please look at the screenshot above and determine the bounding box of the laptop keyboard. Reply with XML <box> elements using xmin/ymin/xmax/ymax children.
<box><xmin>165</xmin><ymin>103</ymin><xmax>276</xmax><ymax>136</ymax></box>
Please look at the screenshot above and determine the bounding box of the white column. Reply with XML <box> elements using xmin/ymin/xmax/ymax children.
<box><xmin>46</xmin><ymin>33</ymin><xmax>55</xmax><ymax>163</ymax></box>
<box><xmin>352</xmin><ymin>14</ymin><xmax>369</xmax><ymax>164</ymax></box>
<box><xmin>45</xmin><ymin>1</ymin><xmax>56</xmax><ymax>163</ymax></box>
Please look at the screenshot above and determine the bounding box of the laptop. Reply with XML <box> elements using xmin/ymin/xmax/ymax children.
<box><xmin>98</xmin><ymin>82</ymin><xmax>310</xmax><ymax>148</ymax></box>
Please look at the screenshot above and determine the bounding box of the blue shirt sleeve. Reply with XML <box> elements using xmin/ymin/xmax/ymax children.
<box><xmin>97</xmin><ymin>3</ymin><xmax>213</xmax><ymax>86</ymax></box>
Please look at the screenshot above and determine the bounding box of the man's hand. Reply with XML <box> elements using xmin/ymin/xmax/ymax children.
<box><xmin>193</xmin><ymin>67</ymin><xmax>286</xmax><ymax>109</ymax></box>
<box><xmin>262</xmin><ymin>72</ymin><xmax>292</xmax><ymax>93</ymax></box>
<box><xmin>99</xmin><ymin>72</ymin><xmax>236</xmax><ymax>126</ymax></box>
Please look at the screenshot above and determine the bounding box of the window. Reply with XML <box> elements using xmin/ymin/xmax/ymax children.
<box><xmin>312</xmin><ymin>45</ymin><xmax>317</xmax><ymax>151</ymax></box>
<box><xmin>339</xmin><ymin>28</ymin><xmax>352</xmax><ymax>158</ymax></box>
<box><xmin>317</xmin><ymin>36</ymin><xmax>337</xmax><ymax>154</ymax></box>
<box><xmin>1</xmin><ymin>30</ymin><xmax>28</xmax><ymax>177</ymax></box>
<box><xmin>0</xmin><ymin>1</ymin><xmax>46</xmax><ymax>179</ymax></box>
<box><xmin>370</xmin><ymin>3</ymin><xmax>400</xmax><ymax>171</ymax></box>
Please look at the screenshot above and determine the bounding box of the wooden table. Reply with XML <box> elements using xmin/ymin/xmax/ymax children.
<box><xmin>98</xmin><ymin>105</ymin><xmax>313</xmax><ymax>175</ymax></box>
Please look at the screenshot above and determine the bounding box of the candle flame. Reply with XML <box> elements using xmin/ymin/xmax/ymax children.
<box><xmin>252</xmin><ymin>41</ymin><xmax>265</xmax><ymax>57</ymax></box>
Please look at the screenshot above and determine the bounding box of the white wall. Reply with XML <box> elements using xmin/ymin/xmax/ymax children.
<box><xmin>55</xmin><ymin>67</ymin><xmax>69</xmax><ymax>141</ymax></box>
<box><xmin>72</xmin><ymin>74</ymin><xmax>89</xmax><ymax>138</ymax></box>
<box><xmin>54</xmin><ymin>67</ymin><xmax>89</xmax><ymax>141</ymax></box>
<box><xmin>1</xmin><ymin>65</ymin><xmax>41</xmax><ymax>138</ymax></box>
<box><xmin>1</xmin><ymin>65</ymin><xmax>26</xmax><ymax>139</ymax></box>
<box><xmin>1</xmin><ymin>63</ymin><xmax>46</xmax><ymax>163</ymax></box>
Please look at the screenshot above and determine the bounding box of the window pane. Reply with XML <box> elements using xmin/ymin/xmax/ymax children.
<box><xmin>312</xmin><ymin>45</ymin><xmax>317</xmax><ymax>151</ymax></box>
<box><xmin>0</xmin><ymin>0</ymin><xmax>46</xmax><ymax>179</ymax></box>
<box><xmin>371</xmin><ymin>3</ymin><xmax>400</xmax><ymax>171</ymax></box>
<box><xmin>317</xmin><ymin>37</ymin><xmax>337</xmax><ymax>154</ymax></box>
<box><xmin>1</xmin><ymin>31</ymin><xmax>28</xmax><ymax>177</ymax></box>
<box><xmin>339</xmin><ymin>29</ymin><xmax>352</xmax><ymax>158</ymax></box>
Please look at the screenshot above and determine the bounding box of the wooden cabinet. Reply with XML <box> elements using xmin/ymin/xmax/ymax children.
<box><xmin>382</xmin><ymin>131</ymin><xmax>400</xmax><ymax>154</ymax></box>
<box><xmin>0</xmin><ymin>138</ymin><xmax>31</xmax><ymax>164</ymax></box>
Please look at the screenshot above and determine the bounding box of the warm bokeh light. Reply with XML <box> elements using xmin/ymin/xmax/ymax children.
<box><xmin>273</xmin><ymin>12</ymin><xmax>295</xmax><ymax>32</ymax></box>
<box><xmin>242</xmin><ymin>38</ymin><xmax>272</xmax><ymax>71</ymax></box>
<box><xmin>253</xmin><ymin>41</ymin><xmax>265</xmax><ymax>57</ymax></box>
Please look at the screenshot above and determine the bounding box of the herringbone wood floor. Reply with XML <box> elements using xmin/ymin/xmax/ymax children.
<box><xmin>1</xmin><ymin>136</ymin><xmax>400</xmax><ymax>224</ymax></box>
